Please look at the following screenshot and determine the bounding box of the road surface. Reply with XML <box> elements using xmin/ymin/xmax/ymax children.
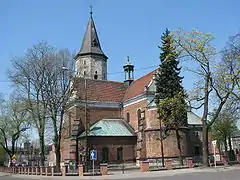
<box><xmin>0</xmin><ymin>167</ymin><xmax>239</xmax><ymax>180</ymax></box>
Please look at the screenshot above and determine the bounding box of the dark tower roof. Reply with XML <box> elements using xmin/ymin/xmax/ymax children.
<box><xmin>75</xmin><ymin>12</ymin><xmax>107</xmax><ymax>59</ymax></box>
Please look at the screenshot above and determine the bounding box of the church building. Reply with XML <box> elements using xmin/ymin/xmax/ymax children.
<box><xmin>60</xmin><ymin>11</ymin><xmax>203</xmax><ymax>167</ymax></box>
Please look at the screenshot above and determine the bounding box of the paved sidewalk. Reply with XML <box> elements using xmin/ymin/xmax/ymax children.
<box><xmin>3</xmin><ymin>165</ymin><xmax>240</xmax><ymax>180</ymax></box>
<box><xmin>0</xmin><ymin>173</ymin><xmax>11</xmax><ymax>177</ymax></box>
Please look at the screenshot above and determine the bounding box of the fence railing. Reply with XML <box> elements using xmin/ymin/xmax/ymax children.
<box><xmin>0</xmin><ymin>163</ymin><xmax>108</xmax><ymax>176</ymax></box>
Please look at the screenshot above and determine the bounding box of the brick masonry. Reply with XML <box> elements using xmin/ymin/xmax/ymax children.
<box><xmin>57</xmin><ymin>13</ymin><xmax>208</xmax><ymax>166</ymax></box>
<box><xmin>123</xmin><ymin>99</ymin><xmax>203</xmax><ymax>160</ymax></box>
<box><xmin>60</xmin><ymin>105</ymin><xmax>124</xmax><ymax>163</ymax></box>
<box><xmin>75</xmin><ymin>54</ymin><xmax>107</xmax><ymax>80</ymax></box>
<box><xmin>60</xmin><ymin>95</ymin><xmax>204</xmax><ymax>164</ymax></box>
<box><xmin>87</xmin><ymin>136</ymin><xmax>136</xmax><ymax>163</ymax></box>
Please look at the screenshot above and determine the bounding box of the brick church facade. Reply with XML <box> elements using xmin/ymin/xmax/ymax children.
<box><xmin>60</xmin><ymin>12</ymin><xmax>203</xmax><ymax>166</ymax></box>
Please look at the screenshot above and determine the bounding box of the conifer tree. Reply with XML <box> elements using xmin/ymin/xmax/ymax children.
<box><xmin>155</xmin><ymin>29</ymin><xmax>188</xmax><ymax>165</ymax></box>
<box><xmin>155</xmin><ymin>29</ymin><xmax>184</xmax><ymax>103</ymax></box>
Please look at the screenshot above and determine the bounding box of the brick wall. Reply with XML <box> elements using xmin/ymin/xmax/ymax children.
<box><xmin>60</xmin><ymin>138</ymin><xmax>72</xmax><ymax>161</ymax></box>
<box><xmin>123</xmin><ymin>99</ymin><xmax>148</xmax><ymax>130</ymax></box>
<box><xmin>75</xmin><ymin>55</ymin><xmax>107</xmax><ymax>80</ymax></box>
<box><xmin>145</xmin><ymin>130</ymin><xmax>189</xmax><ymax>158</ymax></box>
<box><xmin>88</xmin><ymin>136</ymin><xmax>136</xmax><ymax>163</ymax></box>
<box><xmin>61</xmin><ymin>97</ymin><xmax>206</xmax><ymax>164</ymax></box>
<box><xmin>88</xmin><ymin>107</ymin><xmax>121</xmax><ymax>123</ymax></box>
<box><xmin>61</xmin><ymin>105</ymin><xmax>122</xmax><ymax>162</ymax></box>
<box><xmin>145</xmin><ymin>108</ymin><xmax>160</xmax><ymax>129</ymax></box>
<box><xmin>123</xmin><ymin>99</ymin><xmax>195</xmax><ymax>160</ymax></box>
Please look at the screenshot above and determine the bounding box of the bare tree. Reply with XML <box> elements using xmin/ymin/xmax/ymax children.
<box><xmin>0</xmin><ymin>97</ymin><xmax>29</xmax><ymax>166</ymax></box>
<box><xmin>8</xmin><ymin>42</ymin><xmax>54</xmax><ymax>166</ymax></box>
<box><xmin>41</xmin><ymin>49</ymin><xmax>74</xmax><ymax>172</ymax></box>
<box><xmin>173</xmin><ymin>30</ymin><xmax>239</xmax><ymax>166</ymax></box>
<box><xmin>220</xmin><ymin>34</ymin><xmax>240</xmax><ymax>100</ymax></box>
<box><xmin>8</xmin><ymin>42</ymin><xmax>74</xmax><ymax>171</ymax></box>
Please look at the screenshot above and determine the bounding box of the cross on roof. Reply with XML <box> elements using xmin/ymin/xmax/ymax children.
<box><xmin>90</xmin><ymin>5</ymin><xmax>93</xmax><ymax>15</ymax></box>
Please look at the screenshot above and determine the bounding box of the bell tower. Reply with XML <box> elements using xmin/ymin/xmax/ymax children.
<box><xmin>123</xmin><ymin>56</ymin><xmax>134</xmax><ymax>86</ymax></box>
<box><xmin>74</xmin><ymin>9</ymin><xmax>108</xmax><ymax>80</ymax></box>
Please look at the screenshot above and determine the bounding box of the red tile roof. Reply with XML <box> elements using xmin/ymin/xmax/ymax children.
<box><xmin>122</xmin><ymin>69</ymin><xmax>157</xmax><ymax>101</ymax></box>
<box><xmin>73</xmin><ymin>78</ymin><xmax>128</xmax><ymax>102</ymax></box>
<box><xmin>73</xmin><ymin>69</ymin><xmax>158</xmax><ymax>103</ymax></box>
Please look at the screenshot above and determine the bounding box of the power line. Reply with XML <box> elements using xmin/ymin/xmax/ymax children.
<box><xmin>0</xmin><ymin>65</ymin><xmax>160</xmax><ymax>82</ymax></box>
<box><xmin>107</xmin><ymin>65</ymin><xmax>159</xmax><ymax>75</ymax></box>
<box><xmin>0</xmin><ymin>49</ymin><xmax>228</xmax><ymax>83</ymax></box>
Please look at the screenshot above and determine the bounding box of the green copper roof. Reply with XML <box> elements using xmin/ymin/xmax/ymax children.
<box><xmin>78</xmin><ymin>119</ymin><xmax>135</xmax><ymax>138</ymax></box>
<box><xmin>147</xmin><ymin>99</ymin><xmax>156</xmax><ymax>108</ymax></box>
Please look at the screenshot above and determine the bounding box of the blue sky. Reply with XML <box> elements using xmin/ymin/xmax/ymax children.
<box><xmin>1</xmin><ymin>0</ymin><xmax>239</xmax><ymax>98</ymax></box>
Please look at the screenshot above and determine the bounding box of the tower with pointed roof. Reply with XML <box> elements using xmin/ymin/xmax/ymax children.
<box><xmin>74</xmin><ymin>10</ymin><xmax>108</xmax><ymax>80</ymax></box>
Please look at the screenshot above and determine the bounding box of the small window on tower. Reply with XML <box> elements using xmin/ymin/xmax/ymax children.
<box><xmin>94</xmin><ymin>71</ymin><xmax>98</xmax><ymax>79</ymax></box>
<box><xmin>83</xmin><ymin>71</ymin><xmax>86</xmax><ymax>76</ymax></box>
<box><xmin>84</xmin><ymin>60</ymin><xmax>86</xmax><ymax>65</ymax></box>
<box><xmin>92</xmin><ymin>38</ymin><xmax>98</xmax><ymax>47</ymax></box>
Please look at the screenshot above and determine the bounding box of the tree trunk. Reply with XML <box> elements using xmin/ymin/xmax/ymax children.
<box><xmin>11</xmin><ymin>139</ymin><xmax>15</xmax><ymax>158</ymax></box>
<box><xmin>228</xmin><ymin>137</ymin><xmax>234</xmax><ymax>161</ymax></box>
<box><xmin>8</xmin><ymin>154</ymin><xmax>12</xmax><ymax>167</ymax></box>
<box><xmin>201</xmin><ymin>68</ymin><xmax>211</xmax><ymax>167</ymax></box>
<box><xmin>10</xmin><ymin>139</ymin><xmax>16</xmax><ymax>167</ymax></box>
<box><xmin>224</xmin><ymin>139</ymin><xmax>228</xmax><ymax>154</ymax></box>
<box><xmin>75</xmin><ymin>138</ymin><xmax>79</xmax><ymax>169</ymax></box>
<box><xmin>176</xmin><ymin>129</ymin><xmax>183</xmax><ymax>166</ymax></box>
<box><xmin>39</xmin><ymin>134</ymin><xmax>45</xmax><ymax>166</ymax></box>
<box><xmin>54</xmin><ymin>108</ymin><xmax>64</xmax><ymax>172</ymax></box>
<box><xmin>223</xmin><ymin>138</ymin><xmax>230</xmax><ymax>163</ymax></box>
<box><xmin>55</xmin><ymin>143</ymin><xmax>61</xmax><ymax>173</ymax></box>
<box><xmin>202</xmin><ymin>125</ymin><xmax>209</xmax><ymax>166</ymax></box>
<box><xmin>159</xmin><ymin>119</ymin><xmax>165</xmax><ymax>167</ymax></box>
<box><xmin>228</xmin><ymin>137</ymin><xmax>232</xmax><ymax>151</ymax></box>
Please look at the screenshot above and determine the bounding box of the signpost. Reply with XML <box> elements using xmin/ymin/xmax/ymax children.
<box><xmin>212</xmin><ymin>140</ymin><xmax>217</xmax><ymax>168</ymax></box>
<box><xmin>11</xmin><ymin>159</ymin><xmax>16</xmax><ymax>164</ymax></box>
<box><xmin>11</xmin><ymin>154</ymin><xmax>17</xmax><ymax>165</ymax></box>
<box><xmin>90</xmin><ymin>150</ymin><xmax>97</xmax><ymax>176</ymax></box>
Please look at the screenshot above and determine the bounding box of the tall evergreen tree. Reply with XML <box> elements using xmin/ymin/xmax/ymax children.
<box><xmin>155</xmin><ymin>29</ymin><xmax>188</xmax><ymax>166</ymax></box>
<box><xmin>155</xmin><ymin>29</ymin><xmax>184</xmax><ymax>103</ymax></box>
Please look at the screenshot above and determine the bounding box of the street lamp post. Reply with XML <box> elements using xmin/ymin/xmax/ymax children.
<box><xmin>84</xmin><ymin>78</ymin><xmax>89</xmax><ymax>172</ymax></box>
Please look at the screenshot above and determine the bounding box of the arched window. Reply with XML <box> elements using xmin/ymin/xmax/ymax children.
<box><xmin>102</xmin><ymin>147</ymin><xmax>109</xmax><ymax>163</ymax></box>
<box><xmin>84</xmin><ymin>60</ymin><xmax>86</xmax><ymax>65</ymax></box>
<box><xmin>126</xmin><ymin>113</ymin><xmax>130</xmax><ymax>123</ymax></box>
<box><xmin>94</xmin><ymin>71</ymin><xmax>98</xmax><ymax>79</ymax></box>
<box><xmin>83</xmin><ymin>71</ymin><xmax>86</xmax><ymax>76</ymax></box>
<box><xmin>117</xmin><ymin>147</ymin><xmax>123</xmax><ymax>162</ymax></box>
<box><xmin>137</xmin><ymin>109</ymin><xmax>141</xmax><ymax>129</ymax></box>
